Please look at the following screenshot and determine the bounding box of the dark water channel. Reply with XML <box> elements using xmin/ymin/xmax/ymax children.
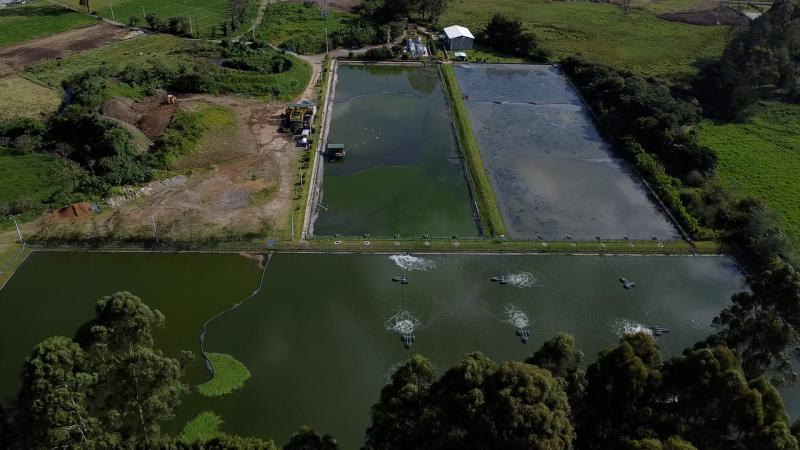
<box><xmin>0</xmin><ymin>251</ymin><xmax>760</xmax><ymax>448</ymax></box>
<box><xmin>454</xmin><ymin>64</ymin><xmax>679</xmax><ymax>241</ymax></box>
<box><xmin>314</xmin><ymin>64</ymin><xmax>478</xmax><ymax>238</ymax></box>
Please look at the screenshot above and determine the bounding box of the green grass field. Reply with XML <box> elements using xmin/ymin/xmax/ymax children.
<box><xmin>256</xmin><ymin>2</ymin><xmax>354</xmax><ymax>53</ymax></box>
<box><xmin>0</xmin><ymin>153</ymin><xmax>77</xmax><ymax>212</ymax></box>
<box><xmin>698</xmin><ymin>102</ymin><xmax>800</xmax><ymax>251</ymax></box>
<box><xmin>0</xmin><ymin>1</ymin><xmax>97</xmax><ymax>48</ymax></box>
<box><xmin>24</xmin><ymin>34</ymin><xmax>188</xmax><ymax>88</ymax></box>
<box><xmin>442</xmin><ymin>0</ymin><xmax>732</xmax><ymax>79</ymax></box>
<box><xmin>58</xmin><ymin>0</ymin><xmax>254</xmax><ymax>38</ymax></box>
<box><xmin>197</xmin><ymin>352</ymin><xmax>251</xmax><ymax>397</ymax></box>
<box><xmin>0</xmin><ymin>76</ymin><xmax>61</xmax><ymax>120</ymax></box>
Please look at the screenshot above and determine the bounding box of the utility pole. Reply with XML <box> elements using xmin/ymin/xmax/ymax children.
<box><xmin>12</xmin><ymin>216</ymin><xmax>23</xmax><ymax>245</ymax></box>
<box><xmin>324</xmin><ymin>27</ymin><xmax>328</xmax><ymax>54</ymax></box>
<box><xmin>189</xmin><ymin>18</ymin><xmax>194</xmax><ymax>37</ymax></box>
<box><xmin>142</xmin><ymin>5</ymin><xmax>145</xmax><ymax>19</ymax></box>
<box><xmin>150</xmin><ymin>216</ymin><xmax>158</xmax><ymax>242</ymax></box>
<box><xmin>108</xmin><ymin>0</ymin><xmax>115</xmax><ymax>21</ymax></box>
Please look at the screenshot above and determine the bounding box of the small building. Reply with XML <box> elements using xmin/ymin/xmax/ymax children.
<box><xmin>0</xmin><ymin>0</ymin><xmax>26</xmax><ymax>7</ymax></box>
<box><xmin>442</xmin><ymin>25</ymin><xmax>474</xmax><ymax>51</ymax></box>
<box><xmin>325</xmin><ymin>143</ymin><xmax>346</xmax><ymax>159</ymax></box>
<box><xmin>454</xmin><ymin>51</ymin><xmax>468</xmax><ymax>62</ymax></box>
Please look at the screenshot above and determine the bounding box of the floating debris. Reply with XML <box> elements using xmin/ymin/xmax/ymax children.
<box><xmin>619</xmin><ymin>277</ymin><xmax>636</xmax><ymax>289</ymax></box>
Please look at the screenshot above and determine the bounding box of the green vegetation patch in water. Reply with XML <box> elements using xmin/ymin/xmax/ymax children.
<box><xmin>198</xmin><ymin>352</ymin><xmax>252</xmax><ymax>397</ymax></box>
<box><xmin>180</xmin><ymin>411</ymin><xmax>224</xmax><ymax>444</ymax></box>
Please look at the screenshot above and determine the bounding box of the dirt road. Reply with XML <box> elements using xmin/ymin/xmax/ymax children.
<box><xmin>0</xmin><ymin>22</ymin><xmax>138</xmax><ymax>76</ymax></box>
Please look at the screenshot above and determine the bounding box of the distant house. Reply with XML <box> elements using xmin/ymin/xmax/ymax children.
<box><xmin>0</xmin><ymin>0</ymin><xmax>26</xmax><ymax>8</ymax></box>
<box><xmin>442</xmin><ymin>25</ymin><xmax>474</xmax><ymax>51</ymax></box>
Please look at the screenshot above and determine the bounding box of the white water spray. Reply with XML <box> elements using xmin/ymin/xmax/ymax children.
<box><xmin>505</xmin><ymin>272</ymin><xmax>538</xmax><ymax>288</ymax></box>
<box><xmin>610</xmin><ymin>318</ymin><xmax>653</xmax><ymax>337</ymax></box>
<box><xmin>386</xmin><ymin>311</ymin><xmax>421</xmax><ymax>335</ymax></box>
<box><xmin>504</xmin><ymin>305</ymin><xmax>530</xmax><ymax>329</ymax></box>
<box><xmin>389</xmin><ymin>254</ymin><xmax>436</xmax><ymax>272</ymax></box>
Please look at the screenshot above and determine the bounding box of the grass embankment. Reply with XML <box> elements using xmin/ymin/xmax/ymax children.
<box><xmin>197</xmin><ymin>352</ymin><xmax>251</xmax><ymax>397</ymax></box>
<box><xmin>439</xmin><ymin>64</ymin><xmax>505</xmax><ymax>238</ymax></box>
<box><xmin>442</xmin><ymin>0</ymin><xmax>731</xmax><ymax>79</ymax></box>
<box><xmin>698</xmin><ymin>102</ymin><xmax>800</xmax><ymax>252</ymax></box>
<box><xmin>58</xmin><ymin>0</ymin><xmax>254</xmax><ymax>38</ymax></box>
<box><xmin>257</xmin><ymin>2</ymin><xmax>354</xmax><ymax>54</ymax></box>
<box><xmin>180</xmin><ymin>411</ymin><xmax>224</xmax><ymax>444</ymax></box>
<box><xmin>0</xmin><ymin>76</ymin><xmax>60</xmax><ymax>120</ymax></box>
<box><xmin>0</xmin><ymin>1</ymin><xmax>97</xmax><ymax>48</ymax></box>
<box><xmin>0</xmin><ymin>243</ymin><xmax>30</xmax><ymax>289</ymax></box>
<box><xmin>301</xmin><ymin>238</ymin><xmax>715</xmax><ymax>254</ymax></box>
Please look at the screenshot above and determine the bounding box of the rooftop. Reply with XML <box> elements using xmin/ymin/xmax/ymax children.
<box><xmin>443</xmin><ymin>25</ymin><xmax>474</xmax><ymax>40</ymax></box>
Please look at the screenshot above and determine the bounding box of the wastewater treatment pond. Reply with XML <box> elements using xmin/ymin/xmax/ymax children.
<box><xmin>313</xmin><ymin>64</ymin><xmax>478</xmax><ymax>238</ymax></box>
<box><xmin>0</xmin><ymin>251</ymin><xmax>757</xmax><ymax>448</ymax></box>
<box><xmin>454</xmin><ymin>64</ymin><xmax>679</xmax><ymax>241</ymax></box>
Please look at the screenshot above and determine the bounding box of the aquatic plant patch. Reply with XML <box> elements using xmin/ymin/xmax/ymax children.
<box><xmin>180</xmin><ymin>411</ymin><xmax>224</xmax><ymax>444</ymax></box>
<box><xmin>198</xmin><ymin>352</ymin><xmax>252</xmax><ymax>397</ymax></box>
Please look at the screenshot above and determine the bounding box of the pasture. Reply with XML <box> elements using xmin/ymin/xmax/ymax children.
<box><xmin>0</xmin><ymin>1</ymin><xmax>96</xmax><ymax>48</ymax></box>
<box><xmin>698</xmin><ymin>102</ymin><xmax>800</xmax><ymax>252</ymax></box>
<box><xmin>58</xmin><ymin>0</ymin><xmax>253</xmax><ymax>38</ymax></box>
<box><xmin>442</xmin><ymin>0</ymin><xmax>732</xmax><ymax>79</ymax></box>
<box><xmin>0</xmin><ymin>76</ymin><xmax>60</xmax><ymax>120</ymax></box>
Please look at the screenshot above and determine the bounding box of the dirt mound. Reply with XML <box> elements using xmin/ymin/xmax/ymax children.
<box><xmin>659</xmin><ymin>6</ymin><xmax>741</xmax><ymax>26</ymax></box>
<box><xmin>102</xmin><ymin>93</ymin><xmax>177</xmax><ymax>140</ymax></box>
<box><xmin>56</xmin><ymin>202</ymin><xmax>93</xmax><ymax>219</ymax></box>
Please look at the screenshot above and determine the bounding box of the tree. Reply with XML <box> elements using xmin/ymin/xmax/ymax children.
<box><xmin>364</xmin><ymin>354</ymin><xmax>435</xmax><ymax>449</ymax></box>
<box><xmin>8</xmin><ymin>337</ymin><xmax>107</xmax><ymax>449</ymax></box>
<box><xmin>579</xmin><ymin>333</ymin><xmax>663</xmax><ymax>448</ymax></box>
<box><xmin>526</xmin><ymin>333</ymin><xmax>586</xmax><ymax>405</ymax></box>
<box><xmin>365</xmin><ymin>352</ymin><xmax>574</xmax><ymax>449</ymax></box>
<box><xmin>3</xmin><ymin>292</ymin><xmax>190</xmax><ymax>449</ymax></box>
<box><xmin>284</xmin><ymin>426</ymin><xmax>339</xmax><ymax>450</ymax></box>
<box><xmin>662</xmin><ymin>345</ymin><xmax>798</xmax><ymax>450</ymax></box>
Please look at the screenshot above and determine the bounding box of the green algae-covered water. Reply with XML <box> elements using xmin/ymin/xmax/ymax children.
<box><xmin>0</xmin><ymin>251</ymin><xmax>753</xmax><ymax>448</ymax></box>
<box><xmin>313</xmin><ymin>64</ymin><xmax>478</xmax><ymax>238</ymax></box>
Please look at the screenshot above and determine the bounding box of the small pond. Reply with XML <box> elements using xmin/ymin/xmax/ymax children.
<box><xmin>454</xmin><ymin>64</ymin><xmax>679</xmax><ymax>241</ymax></box>
<box><xmin>313</xmin><ymin>64</ymin><xmax>478</xmax><ymax>238</ymax></box>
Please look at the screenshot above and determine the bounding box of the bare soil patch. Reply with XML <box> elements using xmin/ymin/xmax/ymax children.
<box><xmin>30</xmin><ymin>95</ymin><xmax>300</xmax><ymax>242</ymax></box>
<box><xmin>102</xmin><ymin>93</ymin><xmax>177</xmax><ymax>140</ymax></box>
<box><xmin>0</xmin><ymin>22</ymin><xmax>137</xmax><ymax>76</ymax></box>
<box><xmin>658</xmin><ymin>6</ymin><xmax>741</xmax><ymax>26</ymax></box>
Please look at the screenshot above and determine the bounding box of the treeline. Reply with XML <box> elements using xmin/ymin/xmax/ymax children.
<box><xmin>2</xmin><ymin>295</ymin><xmax>797</xmax><ymax>449</ymax></box>
<box><xmin>695</xmin><ymin>0</ymin><xmax>800</xmax><ymax>120</ymax></box>
<box><xmin>357</xmin><ymin>0</ymin><xmax>450</xmax><ymax>25</ymax></box>
<box><xmin>478</xmin><ymin>13</ymin><xmax>551</xmax><ymax>62</ymax></box>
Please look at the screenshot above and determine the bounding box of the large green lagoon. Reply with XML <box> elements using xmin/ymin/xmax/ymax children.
<box><xmin>313</xmin><ymin>64</ymin><xmax>478</xmax><ymax>238</ymax></box>
<box><xmin>0</xmin><ymin>251</ymin><xmax>752</xmax><ymax>448</ymax></box>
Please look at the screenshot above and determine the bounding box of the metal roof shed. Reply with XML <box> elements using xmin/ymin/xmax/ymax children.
<box><xmin>442</xmin><ymin>25</ymin><xmax>474</xmax><ymax>51</ymax></box>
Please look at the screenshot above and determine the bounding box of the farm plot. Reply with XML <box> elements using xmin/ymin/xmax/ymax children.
<box><xmin>0</xmin><ymin>1</ymin><xmax>97</xmax><ymax>48</ymax></box>
<box><xmin>442</xmin><ymin>0</ymin><xmax>732</xmax><ymax>79</ymax></box>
